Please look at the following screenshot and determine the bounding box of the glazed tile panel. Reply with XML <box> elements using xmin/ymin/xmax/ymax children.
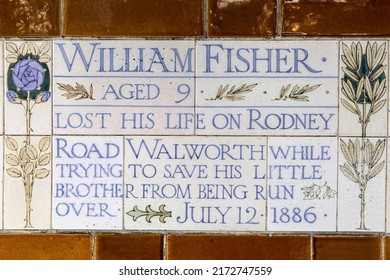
<box><xmin>1</xmin><ymin>39</ymin><xmax>389</xmax><ymax>233</ymax></box>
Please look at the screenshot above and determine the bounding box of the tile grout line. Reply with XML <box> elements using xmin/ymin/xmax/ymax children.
<box><xmin>163</xmin><ymin>235</ymin><xmax>168</xmax><ymax>260</ymax></box>
<box><xmin>265</xmin><ymin>136</ymin><xmax>268</xmax><ymax>232</ymax></box>
<box><xmin>60</xmin><ymin>0</ymin><xmax>65</xmax><ymax>36</ymax></box>
<box><xmin>91</xmin><ymin>233</ymin><xmax>96</xmax><ymax>260</ymax></box>
<box><xmin>122</xmin><ymin>135</ymin><xmax>125</xmax><ymax>231</ymax></box>
<box><xmin>381</xmin><ymin>235</ymin><xmax>385</xmax><ymax>260</ymax></box>
<box><xmin>2</xmin><ymin>41</ymin><xmax>4</xmax><ymax>230</ymax></box>
<box><xmin>310</xmin><ymin>235</ymin><xmax>314</xmax><ymax>260</ymax></box>
<box><xmin>336</xmin><ymin>40</ymin><xmax>340</xmax><ymax>233</ymax></box>
<box><xmin>50</xmin><ymin>41</ymin><xmax>54</xmax><ymax>231</ymax></box>
<box><xmin>276</xmin><ymin>0</ymin><xmax>282</xmax><ymax>37</ymax></box>
<box><xmin>203</xmin><ymin>0</ymin><xmax>208</xmax><ymax>37</ymax></box>
<box><xmin>386</xmin><ymin>40</ymin><xmax>389</xmax><ymax>235</ymax></box>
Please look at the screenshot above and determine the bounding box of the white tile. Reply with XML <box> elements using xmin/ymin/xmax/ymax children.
<box><xmin>339</xmin><ymin>41</ymin><xmax>388</xmax><ymax>137</ymax></box>
<box><xmin>52</xmin><ymin>136</ymin><xmax>123</xmax><ymax>230</ymax></box>
<box><xmin>53</xmin><ymin>40</ymin><xmax>195</xmax><ymax>135</ymax></box>
<box><xmin>3</xmin><ymin>136</ymin><xmax>51</xmax><ymax>229</ymax></box>
<box><xmin>0</xmin><ymin>137</ymin><xmax>3</xmax><ymax>229</ymax></box>
<box><xmin>267</xmin><ymin>137</ymin><xmax>338</xmax><ymax>232</ymax></box>
<box><xmin>195</xmin><ymin>40</ymin><xmax>338</xmax><ymax>136</ymax></box>
<box><xmin>4</xmin><ymin>41</ymin><xmax>52</xmax><ymax>135</ymax></box>
<box><xmin>387</xmin><ymin>138</ymin><xmax>390</xmax><ymax>233</ymax></box>
<box><xmin>124</xmin><ymin>136</ymin><xmax>267</xmax><ymax>231</ymax></box>
<box><xmin>0</xmin><ymin>41</ymin><xmax>3</xmax><ymax>135</ymax></box>
<box><xmin>338</xmin><ymin>137</ymin><xmax>386</xmax><ymax>232</ymax></box>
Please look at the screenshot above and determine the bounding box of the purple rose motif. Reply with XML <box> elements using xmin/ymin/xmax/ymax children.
<box><xmin>12</xmin><ymin>59</ymin><xmax>45</xmax><ymax>91</ymax></box>
<box><xmin>35</xmin><ymin>91</ymin><xmax>51</xmax><ymax>103</ymax></box>
<box><xmin>6</xmin><ymin>90</ymin><xmax>21</xmax><ymax>104</ymax></box>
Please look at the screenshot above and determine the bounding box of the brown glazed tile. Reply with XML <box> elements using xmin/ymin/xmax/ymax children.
<box><xmin>0</xmin><ymin>0</ymin><xmax>59</xmax><ymax>36</ymax></box>
<box><xmin>208</xmin><ymin>0</ymin><xmax>276</xmax><ymax>37</ymax></box>
<box><xmin>167</xmin><ymin>234</ymin><xmax>310</xmax><ymax>260</ymax></box>
<box><xmin>385</xmin><ymin>237</ymin><xmax>390</xmax><ymax>260</ymax></box>
<box><xmin>95</xmin><ymin>234</ymin><xmax>163</xmax><ymax>260</ymax></box>
<box><xmin>314</xmin><ymin>236</ymin><xmax>381</xmax><ymax>260</ymax></box>
<box><xmin>64</xmin><ymin>0</ymin><xmax>203</xmax><ymax>37</ymax></box>
<box><xmin>0</xmin><ymin>234</ymin><xmax>91</xmax><ymax>260</ymax></box>
<box><xmin>282</xmin><ymin>0</ymin><xmax>390</xmax><ymax>36</ymax></box>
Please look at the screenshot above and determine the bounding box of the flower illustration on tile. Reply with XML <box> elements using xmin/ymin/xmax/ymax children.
<box><xmin>5</xmin><ymin>41</ymin><xmax>52</xmax><ymax>228</ymax></box>
<box><xmin>301</xmin><ymin>181</ymin><xmax>337</xmax><ymax>200</ymax></box>
<box><xmin>339</xmin><ymin>41</ymin><xmax>387</xmax><ymax>230</ymax></box>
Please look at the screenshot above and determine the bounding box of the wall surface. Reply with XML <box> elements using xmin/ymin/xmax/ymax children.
<box><xmin>0</xmin><ymin>0</ymin><xmax>390</xmax><ymax>260</ymax></box>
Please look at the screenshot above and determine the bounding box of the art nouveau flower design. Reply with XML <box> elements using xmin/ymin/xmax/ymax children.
<box><xmin>5</xmin><ymin>41</ymin><xmax>52</xmax><ymax>228</ymax></box>
<box><xmin>340</xmin><ymin>42</ymin><xmax>387</xmax><ymax>230</ymax></box>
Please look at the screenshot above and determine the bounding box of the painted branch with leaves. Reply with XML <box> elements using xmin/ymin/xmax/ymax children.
<box><xmin>273</xmin><ymin>84</ymin><xmax>321</xmax><ymax>102</ymax></box>
<box><xmin>57</xmin><ymin>83</ymin><xmax>94</xmax><ymax>100</ymax></box>
<box><xmin>339</xmin><ymin>42</ymin><xmax>387</xmax><ymax>230</ymax></box>
<box><xmin>340</xmin><ymin>138</ymin><xmax>385</xmax><ymax>230</ymax></box>
<box><xmin>206</xmin><ymin>83</ymin><xmax>257</xmax><ymax>101</ymax></box>
<box><xmin>340</xmin><ymin>42</ymin><xmax>387</xmax><ymax>138</ymax></box>
<box><xmin>5</xmin><ymin>137</ymin><xmax>51</xmax><ymax>228</ymax></box>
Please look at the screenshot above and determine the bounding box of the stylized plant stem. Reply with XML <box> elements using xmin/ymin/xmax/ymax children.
<box><xmin>5</xmin><ymin>41</ymin><xmax>52</xmax><ymax>228</ymax></box>
<box><xmin>340</xmin><ymin>41</ymin><xmax>387</xmax><ymax>230</ymax></box>
<box><xmin>24</xmin><ymin>91</ymin><xmax>32</xmax><ymax>228</ymax></box>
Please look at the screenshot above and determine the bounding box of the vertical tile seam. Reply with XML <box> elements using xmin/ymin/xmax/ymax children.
<box><xmin>386</xmin><ymin>40</ymin><xmax>389</xmax><ymax>234</ymax></box>
<box><xmin>336</xmin><ymin>40</ymin><xmax>340</xmax><ymax>232</ymax></box>
<box><xmin>50</xmin><ymin>40</ymin><xmax>54</xmax><ymax>231</ymax></box>
<box><xmin>381</xmin><ymin>235</ymin><xmax>385</xmax><ymax>260</ymax></box>
<box><xmin>163</xmin><ymin>235</ymin><xmax>168</xmax><ymax>260</ymax></box>
<box><xmin>2</xmin><ymin>41</ymin><xmax>4</xmax><ymax>230</ymax></box>
<box><xmin>310</xmin><ymin>235</ymin><xmax>314</xmax><ymax>260</ymax></box>
<box><xmin>204</xmin><ymin>0</ymin><xmax>208</xmax><ymax>38</ymax></box>
<box><xmin>122</xmin><ymin>136</ymin><xmax>125</xmax><ymax>231</ymax></box>
<box><xmin>265</xmin><ymin>136</ymin><xmax>268</xmax><ymax>232</ymax></box>
<box><xmin>60</xmin><ymin>0</ymin><xmax>65</xmax><ymax>36</ymax></box>
<box><xmin>91</xmin><ymin>233</ymin><xmax>96</xmax><ymax>260</ymax></box>
<box><xmin>194</xmin><ymin>39</ymin><xmax>197</xmax><ymax>136</ymax></box>
<box><xmin>276</xmin><ymin>0</ymin><xmax>281</xmax><ymax>37</ymax></box>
